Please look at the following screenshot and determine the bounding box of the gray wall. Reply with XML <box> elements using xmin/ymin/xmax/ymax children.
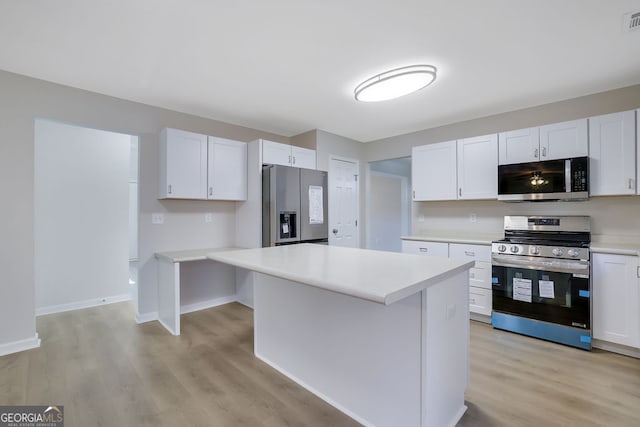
<box><xmin>0</xmin><ymin>69</ymin><xmax>289</xmax><ymax>348</ymax></box>
<box><xmin>364</xmin><ymin>85</ymin><xmax>640</xmax><ymax>162</ymax></box>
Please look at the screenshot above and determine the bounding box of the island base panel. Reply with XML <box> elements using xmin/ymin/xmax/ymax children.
<box><xmin>253</xmin><ymin>272</ymin><xmax>469</xmax><ymax>427</ymax></box>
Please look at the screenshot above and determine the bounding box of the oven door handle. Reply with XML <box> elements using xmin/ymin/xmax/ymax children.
<box><xmin>492</xmin><ymin>254</ymin><xmax>590</xmax><ymax>275</ymax></box>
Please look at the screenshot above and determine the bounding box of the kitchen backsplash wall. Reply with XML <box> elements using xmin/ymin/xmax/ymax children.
<box><xmin>413</xmin><ymin>196</ymin><xmax>640</xmax><ymax>240</ymax></box>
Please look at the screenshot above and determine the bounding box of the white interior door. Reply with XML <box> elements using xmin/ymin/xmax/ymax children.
<box><xmin>329</xmin><ymin>157</ymin><xmax>359</xmax><ymax>247</ymax></box>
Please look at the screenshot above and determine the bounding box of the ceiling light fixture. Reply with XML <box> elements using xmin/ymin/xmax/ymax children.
<box><xmin>354</xmin><ymin>64</ymin><xmax>437</xmax><ymax>102</ymax></box>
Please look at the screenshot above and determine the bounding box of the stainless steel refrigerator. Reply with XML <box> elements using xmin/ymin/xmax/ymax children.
<box><xmin>262</xmin><ymin>164</ymin><xmax>328</xmax><ymax>246</ymax></box>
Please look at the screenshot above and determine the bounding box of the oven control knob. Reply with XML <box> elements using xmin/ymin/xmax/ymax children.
<box><xmin>510</xmin><ymin>245</ymin><xmax>520</xmax><ymax>254</ymax></box>
<box><xmin>530</xmin><ymin>246</ymin><xmax>540</xmax><ymax>255</ymax></box>
<box><xmin>498</xmin><ymin>244</ymin><xmax>507</xmax><ymax>252</ymax></box>
<box><xmin>568</xmin><ymin>249</ymin><xmax>579</xmax><ymax>258</ymax></box>
<box><xmin>552</xmin><ymin>248</ymin><xmax>564</xmax><ymax>257</ymax></box>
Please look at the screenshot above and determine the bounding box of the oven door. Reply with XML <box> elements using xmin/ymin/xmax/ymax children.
<box><xmin>491</xmin><ymin>254</ymin><xmax>590</xmax><ymax>329</ymax></box>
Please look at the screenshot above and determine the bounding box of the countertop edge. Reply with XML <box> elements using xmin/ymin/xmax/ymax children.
<box><xmin>155</xmin><ymin>247</ymin><xmax>244</xmax><ymax>263</ymax></box>
<box><xmin>401</xmin><ymin>235</ymin><xmax>497</xmax><ymax>245</ymax></box>
<box><xmin>207</xmin><ymin>251</ymin><xmax>475</xmax><ymax>305</ymax></box>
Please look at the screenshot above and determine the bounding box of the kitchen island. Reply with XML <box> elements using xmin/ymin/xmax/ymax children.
<box><xmin>208</xmin><ymin>244</ymin><xmax>474</xmax><ymax>427</ymax></box>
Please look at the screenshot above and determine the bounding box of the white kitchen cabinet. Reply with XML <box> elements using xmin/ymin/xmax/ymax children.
<box><xmin>401</xmin><ymin>240</ymin><xmax>449</xmax><ymax>257</ymax></box>
<box><xmin>498</xmin><ymin>119</ymin><xmax>588</xmax><ymax>165</ymax></box>
<box><xmin>637</xmin><ymin>109</ymin><xmax>640</xmax><ymax>196</ymax></box>
<box><xmin>539</xmin><ymin>118</ymin><xmax>588</xmax><ymax>160</ymax></box>
<box><xmin>291</xmin><ymin>146</ymin><xmax>316</xmax><ymax>169</ymax></box>
<box><xmin>449</xmin><ymin>243</ymin><xmax>492</xmax><ymax>316</ymax></box>
<box><xmin>457</xmin><ymin>134</ymin><xmax>498</xmax><ymax>199</ymax></box>
<box><xmin>159</xmin><ymin>128</ymin><xmax>207</xmax><ymax>199</ymax></box>
<box><xmin>411</xmin><ymin>140</ymin><xmax>457</xmax><ymax>201</ymax></box>
<box><xmin>262</xmin><ymin>140</ymin><xmax>316</xmax><ymax>169</ymax></box>
<box><xmin>592</xmin><ymin>253</ymin><xmax>640</xmax><ymax>348</ymax></box>
<box><xmin>498</xmin><ymin>127</ymin><xmax>540</xmax><ymax>165</ymax></box>
<box><xmin>207</xmin><ymin>136</ymin><xmax>247</xmax><ymax>200</ymax></box>
<box><xmin>589</xmin><ymin>110</ymin><xmax>636</xmax><ymax>196</ymax></box>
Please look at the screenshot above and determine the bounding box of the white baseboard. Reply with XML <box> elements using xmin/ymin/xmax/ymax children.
<box><xmin>135</xmin><ymin>311</ymin><xmax>158</xmax><ymax>324</ymax></box>
<box><xmin>255</xmin><ymin>352</ymin><xmax>372</xmax><ymax>427</ymax></box>
<box><xmin>181</xmin><ymin>295</ymin><xmax>237</xmax><ymax>314</ymax></box>
<box><xmin>0</xmin><ymin>333</ymin><xmax>41</xmax><ymax>357</ymax></box>
<box><xmin>36</xmin><ymin>294</ymin><xmax>131</xmax><ymax>316</ymax></box>
<box><xmin>235</xmin><ymin>299</ymin><xmax>254</xmax><ymax>310</ymax></box>
<box><xmin>470</xmin><ymin>313</ymin><xmax>491</xmax><ymax>324</ymax></box>
<box><xmin>593</xmin><ymin>339</ymin><xmax>640</xmax><ymax>359</ymax></box>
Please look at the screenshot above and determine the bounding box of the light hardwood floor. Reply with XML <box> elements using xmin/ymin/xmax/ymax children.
<box><xmin>1</xmin><ymin>302</ymin><xmax>639</xmax><ymax>426</ymax></box>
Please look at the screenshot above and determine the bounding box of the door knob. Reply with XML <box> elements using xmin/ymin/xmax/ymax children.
<box><xmin>332</xmin><ymin>228</ymin><xmax>338</xmax><ymax>234</ymax></box>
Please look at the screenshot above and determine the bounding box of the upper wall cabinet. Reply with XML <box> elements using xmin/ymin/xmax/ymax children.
<box><xmin>159</xmin><ymin>128</ymin><xmax>208</xmax><ymax>199</ymax></box>
<box><xmin>457</xmin><ymin>134</ymin><xmax>498</xmax><ymax>199</ymax></box>
<box><xmin>589</xmin><ymin>110</ymin><xmax>636</xmax><ymax>196</ymax></box>
<box><xmin>540</xmin><ymin>118</ymin><xmax>588</xmax><ymax>160</ymax></box>
<box><xmin>498</xmin><ymin>127</ymin><xmax>539</xmax><ymax>165</ymax></box>
<box><xmin>412</xmin><ymin>140</ymin><xmax>457</xmax><ymax>201</ymax></box>
<box><xmin>207</xmin><ymin>136</ymin><xmax>247</xmax><ymax>200</ymax></box>
<box><xmin>412</xmin><ymin>136</ymin><xmax>498</xmax><ymax>201</ymax></box>
<box><xmin>262</xmin><ymin>140</ymin><xmax>316</xmax><ymax>169</ymax></box>
<box><xmin>159</xmin><ymin>128</ymin><xmax>247</xmax><ymax>200</ymax></box>
<box><xmin>498</xmin><ymin>119</ymin><xmax>588</xmax><ymax>165</ymax></box>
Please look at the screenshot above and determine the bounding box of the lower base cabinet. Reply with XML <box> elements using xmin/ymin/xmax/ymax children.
<box><xmin>592</xmin><ymin>253</ymin><xmax>640</xmax><ymax>349</ymax></box>
<box><xmin>402</xmin><ymin>240</ymin><xmax>492</xmax><ymax>316</ymax></box>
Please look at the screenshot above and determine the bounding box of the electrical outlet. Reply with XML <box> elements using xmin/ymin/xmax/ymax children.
<box><xmin>151</xmin><ymin>213</ymin><xmax>164</xmax><ymax>224</ymax></box>
<box><xmin>205</xmin><ymin>213</ymin><xmax>213</xmax><ymax>223</ymax></box>
<box><xmin>469</xmin><ymin>213</ymin><xmax>477</xmax><ymax>223</ymax></box>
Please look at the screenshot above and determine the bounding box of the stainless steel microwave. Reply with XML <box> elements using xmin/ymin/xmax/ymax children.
<box><xmin>497</xmin><ymin>156</ymin><xmax>589</xmax><ymax>201</ymax></box>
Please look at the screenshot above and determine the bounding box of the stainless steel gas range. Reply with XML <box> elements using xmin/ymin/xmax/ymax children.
<box><xmin>491</xmin><ymin>215</ymin><xmax>592</xmax><ymax>350</ymax></box>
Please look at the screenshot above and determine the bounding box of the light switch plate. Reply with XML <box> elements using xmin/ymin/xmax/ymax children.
<box><xmin>469</xmin><ymin>213</ymin><xmax>477</xmax><ymax>223</ymax></box>
<box><xmin>205</xmin><ymin>213</ymin><xmax>213</xmax><ymax>223</ymax></box>
<box><xmin>152</xmin><ymin>213</ymin><xmax>164</xmax><ymax>224</ymax></box>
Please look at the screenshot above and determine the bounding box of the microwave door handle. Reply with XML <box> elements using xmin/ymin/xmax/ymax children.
<box><xmin>492</xmin><ymin>255</ymin><xmax>589</xmax><ymax>275</ymax></box>
<box><xmin>565</xmin><ymin>159</ymin><xmax>571</xmax><ymax>193</ymax></box>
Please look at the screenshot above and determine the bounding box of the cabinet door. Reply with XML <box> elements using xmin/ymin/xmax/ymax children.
<box><xmin>262</xmin><ymin>140</ymin><xmax>292</xmax><ymax>166</ymax></box>
<box><xmin>539</xmin><ymin>118</ymin><xmax>588</xmax><ymax>160</ymax></box>
<box><xmin>637</xmin><ymin>109</ymin><xmax>640</xmax><ymax>195</ymax></box>
<box><xmin>159</xmin><ymin>128</ymin><xmax>207</xmax><ymax>199</ymax></box>
<box><xmin>291</xmin><ymin>146</ymin><xmax>316</xmax><ymax>169</ymax></box>
<box><xmin>592</xmin><ymin>253</ymin><xmax>640</xmax><ymax>348</ymax></box>
<box><xmin>401</xmin><ymin>240</ymin><xmax>448</xmax><ymax>257</ymax></box>
<box><xmin>589</xmin><ymin>110</ymin><xmax>636</xmax><ymax>196</ymax></box>
<box><xmin>207</xmin><ymin>137</ymin><xmax>247</xmax><ymax>200</ymax></box>
<box><xmin>411</xmin><ymin>141</ymin><xmax>457</xmax><ymax>201</ymax></box>
<box><xmin>498</xmin><ymin>127</ymin><xmax>540</xmax><ymax>164</ymax></box>
<box><xmin>469</xmin><ymin>287</ymin><xmax>492</xmax><ymax>316</ymax></box>
<box><xmin>457</xmin><ymin>134</ymin><xmax>498</xmax><ymax>199</ymax></box>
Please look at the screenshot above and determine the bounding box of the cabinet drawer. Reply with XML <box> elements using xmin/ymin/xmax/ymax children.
<box><xmin>401</xmin><ymin>240</ymin><xmax>448</xmax><ymax>257</ymax></box>
<box><xmin>469</xmin><ymin>286</ymin><xmax>492</xmax><ymax>316</ymax></box>
<box><xmin>469</xmin><ymin>261</ymin><xmax>492</xmax><ymax>289</ymax></box>
<box><xmin>449</xmin><ymin>243</ymin><xmax>491</xmax><ymax>263</ymax></box>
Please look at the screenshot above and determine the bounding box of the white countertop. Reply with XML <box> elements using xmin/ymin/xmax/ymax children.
<box><xmin>401</xmin><ymin>231</ymin><xmax>501</xmax><ymax>246</ymax></box>
<box><xmin>155</xmin><ymin>247</ymin><xmax>244</xmax><ymax>262</ymax></box>
<box><xmin>207</xmin><ymin>244</ymin><xmax>474</xmax><ymax>305</ymax></box>
<box><xmin>590</xmin><ymin>237</ymin><xmax>640</xmax><ymax>256</ymax></box>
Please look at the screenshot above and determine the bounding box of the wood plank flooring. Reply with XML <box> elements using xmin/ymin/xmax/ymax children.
<box><xmin>1</xmin><ymin>302</ymin><xmax>639</xmax><ymax>426</ymax></box>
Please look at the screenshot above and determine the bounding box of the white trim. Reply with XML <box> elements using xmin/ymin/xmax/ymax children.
<box><xmin>328</xmin><ymin>155</ymin><xmax>360</xmax><ymax>248</ymax></box>
<box><xmin>135</xmin><ymin>311</ymin><xmax>158</xmax><ymax>324</ymax></box>
<box><xmin>593</xmin><ymin>339</ymin><xmax>640</xmax><ymax>359</ymax></box>
<box><xmin>255</xmin><ymin>352</ymin><xmax>373</xmax><ymax>427</ymax></box>
<box><xmin>36</xmin><ymin>294</ymin><xmax>131</xmax><ymax>316</ymax></box>
<box><xmin>180</xmin><ymin>295</ymin><xmax>237</xmax><ymax>315</ymax></box>
<box><xmin>235</xmin><ymin>299</ymin><xmax>254</xmax><ymax>309</ymax></box>
<box><xmin>470</xmin><ymin>313</ymin><xmax>491</xmax><ymax>324</ymax></box>
<box><xmin>0</xmin><ymin>334</ymin><xmax>41</xmax><ymax>356</ymax></box>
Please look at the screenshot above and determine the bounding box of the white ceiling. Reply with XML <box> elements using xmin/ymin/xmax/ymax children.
<box><xmin>1</xmin><ymin>0</ymin><xmax>639</xmax><ymax>142</ymax></box>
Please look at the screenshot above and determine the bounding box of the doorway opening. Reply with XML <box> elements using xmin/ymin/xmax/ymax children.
<box><xmin>367</xmin><ymin>157</ymin><xmax>411</xmax><ymax>252</ymax></box>
<box><xmin>34</xmin><ymin>119</ymin><xmax>139</xmax><ymax>315</ymax></box>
